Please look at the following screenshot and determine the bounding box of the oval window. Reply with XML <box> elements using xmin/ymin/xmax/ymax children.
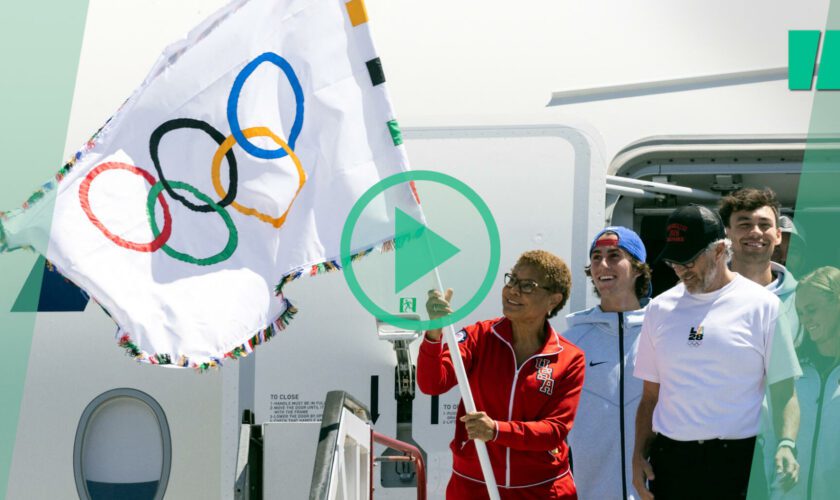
<box><xmin>74</xmin><ymin>389</ymin><xmax>171</xmax><ymax>500</ymax></box>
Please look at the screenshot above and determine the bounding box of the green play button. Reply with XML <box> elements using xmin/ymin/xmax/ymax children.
<box><xmin>341</xmin><ymin>170</ymin><xmax>500</xmax><ymax>331</ymax></box>
<box><xmin>394</xmin><ymin>207</ymin><xmax>460</xmax><ymax>293</ymax></box>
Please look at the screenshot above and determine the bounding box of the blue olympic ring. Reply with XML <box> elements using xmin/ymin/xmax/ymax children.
<box><xmin>227</xmin><ymin>52</ymin><xmax>304</xmax><ymax>160</ymax></box>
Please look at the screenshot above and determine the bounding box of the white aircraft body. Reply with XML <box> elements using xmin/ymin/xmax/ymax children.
<box><xmin>2</xmin><ymin>0</ymin><xmax>832</xmax><ymax>498</ymax></box>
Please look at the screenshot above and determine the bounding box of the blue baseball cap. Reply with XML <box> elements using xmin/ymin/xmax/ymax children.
<box><xmin>589</xmin><ymin>226</ymin><xmax>647</xmax><ymax>263</ymax></box>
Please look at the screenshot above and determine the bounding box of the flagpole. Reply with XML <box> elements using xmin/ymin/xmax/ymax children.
<box><xmin>409</xmin><ymin>180</ymin><xmax>500</xmax><ymax>498</ymax></box>
<box><xmin>431</xmin><ymin>266</ymin><xmax>501</xmax><ymax>500</ymax></box>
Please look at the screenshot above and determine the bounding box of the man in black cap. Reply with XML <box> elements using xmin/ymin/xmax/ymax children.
<box><xmin>630</xmin><ymin>205</ymin><xmax>801</xmax><ymax>500</ymax></box>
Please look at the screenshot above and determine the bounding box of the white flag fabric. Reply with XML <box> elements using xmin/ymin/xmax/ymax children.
<box><xmin>0</xmin><ymin>0</ymin><xmax>420</xmax><ymax>369</ymax></box>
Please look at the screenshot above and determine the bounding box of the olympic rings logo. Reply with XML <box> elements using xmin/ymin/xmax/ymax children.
<box><xmin>79</xmin><ymin>52</ymin><xmax>306</xmax><ymax>266</ymax></box>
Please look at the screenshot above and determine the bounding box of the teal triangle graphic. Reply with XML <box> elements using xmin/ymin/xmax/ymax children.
<box><xmin>11</xmin><ymin>256</ymin><xmax>47</xmax><ymax>312</ymax></box>
<box><xmin>394</xmin><ymin>208</ymin><xmax>460</xmax><ymax>293</ymax></box>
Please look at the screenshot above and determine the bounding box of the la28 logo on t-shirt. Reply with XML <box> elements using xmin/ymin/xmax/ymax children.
<box><xmin>687</xmin><ymin>326</ymin><xmax>704</xmax><ymax>347</ymax></box>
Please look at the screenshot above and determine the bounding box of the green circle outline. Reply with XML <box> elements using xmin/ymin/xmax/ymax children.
<box><xmin>147</xmin><ymin>180</ymin><xmax>239</xmax><ymax>266</ymax></box>
<box><xmin>340</xmin><ymin>170</ymin><xmax>500</xmax><ymax>331</ymax></box>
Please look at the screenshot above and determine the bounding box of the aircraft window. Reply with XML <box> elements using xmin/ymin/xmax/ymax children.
<box><xmin>73</xmin><ymin>389</ymin><xmax>171</xmax><ymax>500</ymax></box>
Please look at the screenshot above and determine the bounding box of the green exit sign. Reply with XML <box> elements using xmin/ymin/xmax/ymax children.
<box><xmin>399</xmin><ymin>297</ymin><xmax>417</xmax><ymax>313</ymax></box>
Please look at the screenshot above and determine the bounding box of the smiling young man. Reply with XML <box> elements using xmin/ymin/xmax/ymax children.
<box><xmin>631</xmin><ymin>205</ymin><xmax>801</xmax><ymax>500</ymax></box>
<box><xmin>564</xmin><ymin>227</ymin><xmax>651</xmax><ymax>499</ymax></box>
<box><xmin>719</xmin><ymin>188</ymin><xmax>800</xmax><ymax>344</ymax></box>
<box><xmin>718</xmin><ymin>188</ymin><xmax>806</xmax><ymax>496</ymax></box>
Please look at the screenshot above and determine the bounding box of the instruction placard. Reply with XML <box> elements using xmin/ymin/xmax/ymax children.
<box><xmin>268</xmin><ymin>394</ymin><xmax>324</xmax><ymax>423</ymax></box>
<box><xmin>441</xmin><ymin>402</ymin><xmax>458</xmax><ymax>425</ymax></box>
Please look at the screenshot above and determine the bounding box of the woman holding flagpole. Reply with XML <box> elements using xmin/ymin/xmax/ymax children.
<box><xmin>417</xmin><ymin>250</ymin><xmax>585</xmax><ymax>499</ymax></box>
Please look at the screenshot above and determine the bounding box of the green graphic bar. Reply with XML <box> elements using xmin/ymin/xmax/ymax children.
<box><xmin>789</xmin><ymin>30</ymin><xmax>820</xmax><ymax>90</ymax></box>
<box><xmin>0</xmin><ymin>1</ymin><xmax>89</xmax><ymax>496</ymax></box>
<box><xmin>756</xmin><ymin>3</ymin><xmax>840</xmax><ymax>500</ymax></box>
<box><xmin>817</xmin><ymin>30</ymin><xmax>840</xmax><ymax>89</ymax></box>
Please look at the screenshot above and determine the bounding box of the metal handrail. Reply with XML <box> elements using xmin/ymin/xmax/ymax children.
<box><xmin>310</xmin><ymin>391</ymin><xmax>372</xmax><ymax>500</ymax></box>
<box><xmin>372</xmin><ymin>431</ymin><xmax>426</xmax><ymax>500</ymax></box>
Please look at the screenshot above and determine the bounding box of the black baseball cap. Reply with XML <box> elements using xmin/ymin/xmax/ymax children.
<box><xmin>656</xmin><ymin>205</ymin><xmax>726</xmax><ymax>264</ymax></box>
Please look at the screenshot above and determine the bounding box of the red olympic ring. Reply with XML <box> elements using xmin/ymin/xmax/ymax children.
<box><xmin>79</xmin><ymin>162</ymin><xmax>173</xmax><ymax>252</ymax></box>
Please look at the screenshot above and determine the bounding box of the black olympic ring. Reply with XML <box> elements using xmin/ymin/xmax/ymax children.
<box><xmin>149</xmin><ymin>118</ymin><xmax>238</xmax><ymax>213</ymax></box>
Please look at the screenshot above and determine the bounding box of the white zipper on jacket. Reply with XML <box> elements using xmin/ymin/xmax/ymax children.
<box><xmin>492</xmin><ymin>326</ymin><xmax>562</xmax><ymax>488</ymax></box>
<box><xmin>617</xmin><ymin>312</ymin><xmax>628</xmax><ymax>500</ymax></box>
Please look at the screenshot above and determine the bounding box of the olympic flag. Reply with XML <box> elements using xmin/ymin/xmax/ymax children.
<box><xmin>0</xmin><ymin>0</ymin><xmax>420</xmax><ymax>369</ymax></box>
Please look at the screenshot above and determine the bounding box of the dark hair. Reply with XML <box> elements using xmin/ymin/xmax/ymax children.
<box><xmin>516</xmin><ymin>250</ymin><xmax>571</xmax><ymax>318</ymax></box>
<box><xmin>584</xmin><ymin>249</ymin><xmax>652</xmax><ymax>299</ymax></box>
<box><xmin>718</xmin><ymin>187</ymin><xmax>780</xmax><ymax>227</ymax></box>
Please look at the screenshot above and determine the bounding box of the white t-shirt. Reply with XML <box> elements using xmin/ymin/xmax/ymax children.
<box><xmin>634</xmin><ymin>274</ymin><xmax>801</xmax><ymax>440</ymax></box>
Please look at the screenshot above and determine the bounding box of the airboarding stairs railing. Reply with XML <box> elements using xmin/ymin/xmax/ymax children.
<box><xmin>234</xmin><ymin>391</ymin><xmax>426</xmax><ymax>500</ymax></box>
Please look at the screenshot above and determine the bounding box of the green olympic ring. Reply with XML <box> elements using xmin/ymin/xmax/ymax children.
<box><xmin>147</xmin><ymin>181</ymin><xmax>238</xmax><ymax>266</ymax></box>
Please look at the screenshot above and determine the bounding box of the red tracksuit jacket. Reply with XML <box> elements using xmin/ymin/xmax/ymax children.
<box><xmin>417</xmin><ymin>317</ymin><xmax>585</xmax><ymax>496</ymax></box>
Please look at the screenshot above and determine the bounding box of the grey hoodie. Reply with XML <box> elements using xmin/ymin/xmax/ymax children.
<box><xmin>767</xmin><ymin>261</ymin><xmax>800</xmax><ymax>345</ymax></box>
<box><xmin>563</xmin><ymin>303</ymin><xmax>647</xmax><ymax>500</ymax></box>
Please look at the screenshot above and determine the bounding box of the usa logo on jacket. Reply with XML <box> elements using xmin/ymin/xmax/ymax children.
<box><xmin>535</xmin><ymin>358</ymin><xmax>555</xmax><ymax>395</ymax></box>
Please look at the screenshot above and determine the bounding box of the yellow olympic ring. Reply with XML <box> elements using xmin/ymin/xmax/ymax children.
<box><xmin>211</xmin><ymin>127</ymin><xmax>307</xmax><ymax>229</ymax></box>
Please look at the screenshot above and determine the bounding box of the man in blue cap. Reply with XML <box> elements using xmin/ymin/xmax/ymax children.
<box><xmin>564</xmin><ymin>226</ymin><xmax>651</xmax><ymax>499</ymax></box>
<box><xmin>631</xmin><ymin>205</ymin><xmax>801</xmax><ymax>500</ymax></box>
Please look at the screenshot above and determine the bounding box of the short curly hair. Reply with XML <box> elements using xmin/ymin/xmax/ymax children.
<box><xmin>718</xmin><ymin>187</ymin><xmax>780</xmax><ymax>227</ymax></box>
<box><xmin>515</xmin><ymin>250</ymin><xmax>572</xmax><ymax>318</ymax></box>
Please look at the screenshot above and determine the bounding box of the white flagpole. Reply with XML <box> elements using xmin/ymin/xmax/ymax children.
<box><xmin>431</xmin><ymin>265</ymin><xmax>501</xmax><ymax>500</ymax></box>
<box><xmin>405</xmin><ymin>180</ymin><xmax>500</xmax><ymax>498</ymax></box>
